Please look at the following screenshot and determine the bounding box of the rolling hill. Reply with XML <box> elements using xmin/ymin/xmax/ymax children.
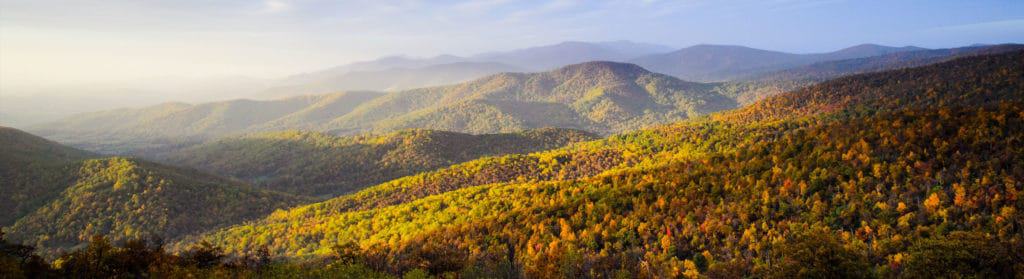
<box><xmin>189</xmin><ymin>50</ymin><xmax>1024</xmax><ymax>277</ymax></box>
<box><xmin>158</xmin><ymin>128</ymin><xmax>598</xmax><ymax>197</ymax></box>
<box><xmin>0</xmin><ymin>127</ymin><xmax>308</xmax><ymax>253</ymax></box>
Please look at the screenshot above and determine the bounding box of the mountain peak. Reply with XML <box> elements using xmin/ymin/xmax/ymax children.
<box><xmin>826</xmin><ymin>43</ymin><xmax>928</xmax><ymax>59</ymax></box>
<box><xmin>843</xmin><ymin>43</ymin><xmax>888</xmax><ymax>49</ymax></box>
<box><xmin>431</xmin><ymin>54</ymin><xmax>463</xmax><ymax>60</ymax></box>
<box><xmin>841</xmin><ymin>43</ymin><xmax>924</xmax><ymax>51</ymax></box>
<box><xmin>557</xmin><ymin>61</ymin><xmax>649</xmax><ymax>73</ymax></box>
<box><xmin>553</xmin><ymin>40</ymin><xmax>598</xmax><ymax>46</ymax></box>
<box><xmin>683</xmin><ymin>44</ymin><xmax>771</xmax><ymax>51</ymax></box>
<box><xmin>552</xmin><ymin>61</ymin><xmax>652</xmax><ymax>79</ymax></box>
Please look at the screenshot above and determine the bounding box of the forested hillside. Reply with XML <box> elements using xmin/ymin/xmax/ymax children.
<box><xmin>0</xmin><ymin>127</ymin><xmax>308</xmax><ymax>254</ymax></box>
<box><xmin>160</xmin><ymin>128</ymin><xmax>598</xmax><ymax>197</ymax></box>
<box><xmin>4</xmin><ymin>157</ymin><xmax>308</xmax><ymax>254</ymax></box>
<box><xmin>0</xmin><ymin>127</ymin><xmax>94</xmax><ymax>226</ymax></box>
<box><xmin>190</xmin><ymin>51</ymin><xmax>1024</xmax><ymax>278</ymax></box>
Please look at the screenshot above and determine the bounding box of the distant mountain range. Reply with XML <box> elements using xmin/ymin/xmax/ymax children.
<box><xmin>718</xmin><ymin>43</ymin><xmax>1024</xmax><ymax>104</ymax></box>
<box><xmin>629</xmin><ymin>43</ymin><xmax>927</xmax><ymax>82</ymax></box>
<box><xmin>296</xmin><ymin>40</ymin><xmax>672</xmax><ymax>76</ymax></box>
<box><xmin>751</xmin><ymin>44</ymin><xmax>1024</xmax><ymax>82</ymax></box>
<box><xmin>24</xmin><ymin>43</ymin><xmax>1023</xmax><ymax>157</ymax></box>
<box><xmin>0</xmin><ymin>77</ymin><xmax>274</xmax><ymax>127</ymax></box>
<box><xmin>255</xmin><ymin>42</ymin><xmax>977</xmax><ymax>100</ymax></box>
<box><xmin>262</xmin><ymin>62</ymin><xmax>524</xmax><ymax>97</ymax></box>
<box><xmin>260</xmin><ymin>40</ymin><xmax>673</xmax><ymax>98</ymax></box>
<box><xmin>3</xmin><ymin>41</ymin><xmax>1011</xmax><ymax>130</ymax></box>
<box><xmin>30</xmin><ymin>61</ymin><xmax>737</xmax><ymax>153</ymax></box>
<box><xmin>470</xmin><ymin>40</ymin><xmax>674</xmax><ymax>71</ymax></box>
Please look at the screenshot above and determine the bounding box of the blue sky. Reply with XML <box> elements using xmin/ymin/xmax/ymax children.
<box><xmin>0</xmin><ymin>0</ymin><xmax>1021</xmax><ymax>86</ymax></box>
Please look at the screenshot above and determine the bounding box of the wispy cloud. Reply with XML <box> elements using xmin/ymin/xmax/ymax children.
<box><xmin>504</xmin><ymin>0</ymin><xmax>583</xmax><ymax>22</ymax></box>
<box><xmin>540</xmin><ymin>0</ymin><xmax>583</xmax><ymax>12</ymax></box>
<box><xmin>261</xmin><ymin>0</ymin><xmax>292</xmax><ymax>14</ymax></box>
<box><xmin>762</xmin><ymin>0</ymin><xmax>846</xmax><ymax>11</ymax></box>
<box><xmin>453</xmin><ymin>0</ymin><xmax>514</xmax><ymax>13</ymax></box>
<box><xmin>930</xmin><ymin>19</ymin><xmax>1024</xmax><ymax>33</ymax></box>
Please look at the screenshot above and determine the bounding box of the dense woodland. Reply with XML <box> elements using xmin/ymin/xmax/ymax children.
<box><xmin>2</xmin><ymin>50</ymin><xmax>1023</xmax><ymax>278</ymax></box>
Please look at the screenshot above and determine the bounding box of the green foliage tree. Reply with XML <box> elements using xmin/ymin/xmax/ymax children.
<box><xmin>898</xmin><ymin>232</ymin><xmax>1022</xmax><ymax>278</ymax></box>
<box><xmin>767</xmin><ymin>227</ymin><xmax>873</xmax><ymax>278</ymax></box>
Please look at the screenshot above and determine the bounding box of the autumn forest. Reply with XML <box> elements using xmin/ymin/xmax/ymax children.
<box><xmin>1</xmin><ymin>2</ymin><xmax>1023</xmax><ymax>277</ymax></box>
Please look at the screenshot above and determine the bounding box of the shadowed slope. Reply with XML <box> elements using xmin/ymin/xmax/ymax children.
<box><xmin>161</xmin><ymin>128</ymin><xmax>598</xmax><ymax>197</ymax></box>
<box><xmin>0</xmin><ymin>127</ymin><xmax>95</xmax><ymax>226</ymax></box>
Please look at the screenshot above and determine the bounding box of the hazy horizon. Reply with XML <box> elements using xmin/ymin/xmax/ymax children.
<box><xmin>1</xmin><ymin>0</ymin><xmax>1022</xmax><ymax>128</ymax></box>
<box><xmin>2</xmin><ymin>0</ymin><xmax>1022</xmax><ymax>91</ymax></box>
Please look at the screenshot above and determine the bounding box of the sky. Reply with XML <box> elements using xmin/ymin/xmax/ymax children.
<box><xmin>0</xmin><ymin>0</ymin><xmax>1022</xmax><ymax>89</ymax></box>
